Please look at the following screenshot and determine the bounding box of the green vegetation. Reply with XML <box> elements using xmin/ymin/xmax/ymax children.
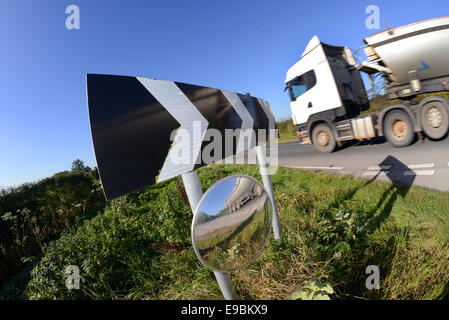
<box><xmin>288</xmin><ymin>280</ymin><xmax>335</xmax><ymax>300</ymax></box>
<box><xmin>276</xmin><ymin>119</ymin><xmax>297</xmax><ymax>143</ymax></box>
<box><xmin>3</xmin><ymin>164</ymin><xmax>448</xmax><ymax>300</ymax></box>
<box><xmin>364</xmin><ymin>91</ymin><xmax>449</xmax><ymax>114</ymax></box>
<box><xmin>0</xmin><ymin>160</ymin><xmax>104</xmax><ymax>298</ymax></box>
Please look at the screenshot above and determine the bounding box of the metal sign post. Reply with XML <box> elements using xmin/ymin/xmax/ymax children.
<box><xmin>181</xmin><ymin>170</ymin><xmax>237</xmax><ymax>300</ymax></box>
<box><xmin>255</xmin><ymin>145</ymin><xmax>282</xmax><ymax>242</ymax></box>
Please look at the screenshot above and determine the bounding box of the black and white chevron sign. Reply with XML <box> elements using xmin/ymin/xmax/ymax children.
<box><xmin>87</xmin><ymin>74</ymin><xmax>277</xmax><ymax>200</ymax></box>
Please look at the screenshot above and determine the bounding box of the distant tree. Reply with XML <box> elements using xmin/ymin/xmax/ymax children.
<box><xmin>71</xmin><ymin>159</ymin><xmax>90</xmax><ymax>173</ymax></box>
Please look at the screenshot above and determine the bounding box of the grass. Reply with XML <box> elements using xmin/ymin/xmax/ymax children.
<box><xmin>276</xmin><ymin>119</ymin><xmax>297</xmax><ymax>143</ymax></box>
<box><xmin>197</xmin><ymin>203</ymin><xmax>270</xmax><ymax>272</ymax></box>
<box><xmin>6</xmin><ymin>164</ymin><xmax>449</xmax><ymax>300</ymax></box>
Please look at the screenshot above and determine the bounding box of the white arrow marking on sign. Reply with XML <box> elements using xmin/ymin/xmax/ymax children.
<box><xmin>137</xmin><ymin>78</ymin><xmax>209</xmax><ymax>182</ymax></box>
<box><xmin>221</xmin><ymin>90</ymin><xmax>254</xmax><ymax>153</ymax></box>
<box><xmin>257</xmin><ymin>98</ymin><xmax>276</xmax><ymax>140</ymax></box>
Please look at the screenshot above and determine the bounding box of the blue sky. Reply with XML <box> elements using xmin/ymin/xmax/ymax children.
<box><xmin>200</xmin><ymin>178</ymin><xmax>235</xmax><ymax>216</ymax></box>
<box><xmin>0</xmin><ymin>0</ymin><xmax>447</xmax><ymax>187</ymax></box>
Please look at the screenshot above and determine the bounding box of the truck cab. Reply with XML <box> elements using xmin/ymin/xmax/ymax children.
<box><xmin>286</xmin><ymin>36</ymin><xmax>370</xmax><ymax>150</ymax></box>
<box><xmin>286</xmin><ymin>36</ymin><xmax>369</xmax><ymax>125</ymax></box>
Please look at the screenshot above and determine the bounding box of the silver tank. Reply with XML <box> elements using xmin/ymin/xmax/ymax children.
<box><xmin>364</xmin><ymin>16</ymin><xmax>449</xmax><ymax>85</ymax></box>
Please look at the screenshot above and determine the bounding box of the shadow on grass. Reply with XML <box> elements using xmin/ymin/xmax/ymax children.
<box><xmin>322</xmin><ymin>155</ymin><xmax>416</xmax><ymax>298</ymax></box>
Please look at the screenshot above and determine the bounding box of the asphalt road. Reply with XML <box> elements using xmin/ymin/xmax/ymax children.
<box><xmin>274</xmin><ymin>135</ymin><xmax>449</xmax><ymax>193</ymax></box>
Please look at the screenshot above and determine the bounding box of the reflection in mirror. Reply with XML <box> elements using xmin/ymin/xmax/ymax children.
<box><xmin>192</xmin><ymin>175</ymin><xmax>272</xmax><ymax>272</ymax></box>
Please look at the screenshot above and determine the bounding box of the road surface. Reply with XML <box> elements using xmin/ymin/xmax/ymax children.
<box><xmin>274</xmin><ymin>136</ymin><xmax>449</xmax><ymax>193</ymax></box>
<box><xmin>195</xmin><ymin>193</ymin><xmax>268</xmax><ymax>241</ymax></box>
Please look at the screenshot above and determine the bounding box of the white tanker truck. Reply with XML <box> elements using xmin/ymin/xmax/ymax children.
<box><xmin>285</xmin><ymin>16</ymin><xmax>449</xmax><ymax>152</ymax></box>
<box><xmin>225</xmin><ymin>177</ymin><xmax>263</xmax><ymax>213</ymax></box>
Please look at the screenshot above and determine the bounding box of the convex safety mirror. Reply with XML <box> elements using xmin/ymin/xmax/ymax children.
<box><xmin>192</xmin><ymin>175</ymin><xmax>272</xmax><ymax>272</ymax></box>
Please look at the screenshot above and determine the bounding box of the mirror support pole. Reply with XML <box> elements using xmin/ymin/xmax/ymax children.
<box><xmin>255</xmin><ymin>145</ymin><xmax>282</xmax><ymax>242</ymax></box>
<box><xmin>214</xmin><ymin>272</ymin><xmax>237</xmax><ymax>300</ymax></box>
<box><xmin>181</xmin><ymin>170</ymin><xmax>237</xmax><ymax>300</ymax></box>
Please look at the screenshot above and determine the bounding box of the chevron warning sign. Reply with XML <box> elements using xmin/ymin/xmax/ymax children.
<box><xmin>87</xmin><ymin>74</ymin><xmax>277</xmax><ymax>200</ymax></box>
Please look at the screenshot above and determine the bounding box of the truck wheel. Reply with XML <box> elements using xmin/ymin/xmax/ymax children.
<box><xmin>383</xmin><ymin>110</ymin><xmax>415</xmax><ymax>147</ymax></box>
<box><xmin>312</xmin><ymin>124</ymin><xmax>336</xmax><ymax>153</ymax></box>
<box><xmin>420</xmin><ymin>101</ymin><xmax>449</xmax><ymax>140</ymax></box>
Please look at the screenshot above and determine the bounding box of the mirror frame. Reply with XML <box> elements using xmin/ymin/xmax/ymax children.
<box><xmin>191</xmin><ymin>174</ymin><xmax>273</xmax><ymax>272</ymax></box>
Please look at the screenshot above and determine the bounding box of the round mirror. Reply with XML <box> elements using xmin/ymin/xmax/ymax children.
<box><xmin>192</xmin><ymin>175</ymin><xmax>272</xmax><ymax>272</ymax></box>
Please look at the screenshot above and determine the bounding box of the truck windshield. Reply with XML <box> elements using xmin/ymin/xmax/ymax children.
<box><xmin>286</xmin><ymin>70</ymin><xmax>316</xmax><ymax>101</ymax></box>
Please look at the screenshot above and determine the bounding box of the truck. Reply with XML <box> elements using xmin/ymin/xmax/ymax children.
<box><xmin>225</xmin><ymin>177</ymin><xmax>263</xmax><ymax>213</ymax></box>
<box><xmin>285</xmin><ymin>16</ymin><xmax>449</xmax><ymax>152</ymax></box>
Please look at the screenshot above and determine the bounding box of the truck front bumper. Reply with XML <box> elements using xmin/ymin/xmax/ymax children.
<box><xmin>297</xmin><ymin>129</ymin><xmax>311</xmax><ymax>144</ymax></box>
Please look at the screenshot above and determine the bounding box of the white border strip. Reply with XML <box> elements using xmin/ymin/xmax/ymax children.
<box><xmin>368</xmin><ymin>165</ymin><xmax>392</xmax><ymax>170</ymax></box>
<box><xmin>362</xmin><ymin>171</ymin><xmax>388</xmax><ymax>176</ymax></box>
<box><xmin>407</xmin><ymin>163</ymin><xmax>434</xmax><ymax>169</ymax></box>
<box><xmin>404</xmin><ymin>170</ymin><xmax>435</xmax><ymax>176</ymax></box>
